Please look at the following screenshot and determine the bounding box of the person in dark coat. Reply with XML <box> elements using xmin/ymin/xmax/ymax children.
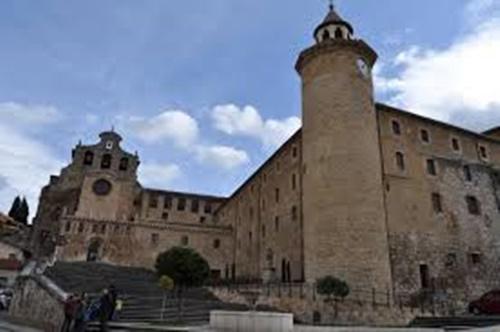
<box><xmin>108</xmin><ymin>284</ymin><xmax>118</xmax><ymax>320</ymax></box>
<box><xmin>98</xmin><ymin>289</ymin><xmax>113</xmax><ymax>332</ymax></box>
<box><xmin>61</xmin><ymin>294</ymin><xmax>78</xmax><ymax>332</ymax></box>
<box><xmin>72</xmin><ymin>293</ymin><xmax>88</xmax><ymax>332</ymax></box>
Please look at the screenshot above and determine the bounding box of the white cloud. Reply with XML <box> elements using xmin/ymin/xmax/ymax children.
<box><xmin>121</xmin><ymin>107</ymin><xmax>252</xmax><ymax>171</ymax></box>
<box><xmin>376</xmin><ymin>3</ymin><xmax>500</xmax><ymax>125</ymax></box>
<box><xmin>0</xmin><ymin>102</ymin><xmax>61</xmax><ymax>125</ymax></box>
<box><xmin>0</xmin><ymin>104</ymin><xmax>63</xmax><ymax>216</ymax></box>
<box><xmin>212</xmin><ymin>104</ymin><xmax>301</xmax><ymax>149</ymax></box>
<box><xmin>124</xmin><ymin>110</ymin><xmax>199</xmax><ymax>147</ymax></box>
<box><xmin>195</xmin><ymin>145</ymin><xmax>250</xmax><ymax>170</ymax></box>
<box><xmin>139</xmin><ymin>162</ymin><xmax>181</xmax><ymax>189</ymax></box>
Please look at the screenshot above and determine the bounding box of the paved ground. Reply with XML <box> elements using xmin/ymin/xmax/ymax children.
<box><xmin>0</xmin><ymin>320</ymin><xmax>41</xmax><ymax>332</ymax></box>
<box><xmin>0</xmin><ymin>313</ymin><xmax>42</xmax><ymax>332</ymax></box>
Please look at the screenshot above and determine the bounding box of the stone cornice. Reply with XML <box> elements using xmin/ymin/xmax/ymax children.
<box><xmin>62</xmin><ymin>215</ymin><xmax>233</xmax><ymax>234</ymax></box>
<box><xmin>295</xmin><ymin>39</ymin><xmax>377</xmax><ymax>75</ymax></box>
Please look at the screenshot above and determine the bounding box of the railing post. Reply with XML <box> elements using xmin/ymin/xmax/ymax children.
<box><xmin>278</xmin><ymin>283</ymin><xmax>282</xmax><ymax>298</ymax></box>
<box><xmin>289</xmin><ymin>283</ymin><xmax>292</xmax><ymax>297</ymax></box>
<box><xmin>372</xmin><ymin>288</ymin><xmax>376</xmax><ymax>307</ymax></box>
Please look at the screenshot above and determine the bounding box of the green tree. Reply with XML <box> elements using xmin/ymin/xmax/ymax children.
<box><xmin>155</xmin><ymin>247</ymin><xmax>210</xmax><ymax>288</ymax></box>
<box><xmin>7</xmin><ymin>196</ymin><xmax>21</xmax><ymax>220</ymax></box>
<box><xmin>316</xmin><ymin>276</ymin><xmax>350</xmax><ymax>316</ymax></box>
<box><xmin>158</xmin><ymin>275</ymin><xmax>174</xmax><ymax>321</ymax></box>
<box><xmin>155</xmin><ymin>247</ymin><xmax>210</xmax><ymax>322</ymax></box>
<box><xmin>17</xmin><ymin>197</ymin><xmax>29</xmax><ymax>225</ymax></box>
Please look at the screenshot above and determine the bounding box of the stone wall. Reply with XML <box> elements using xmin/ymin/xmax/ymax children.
<box><xmin>216</xmin><ymin>132</ymin><xmax>303</xmax><ymax>282</ymax></box>
<box><xmin>378</xmin><ymin>105</ymin><xmax>500</xmax><ymax>303</ymax></box>
<box><xmin>211</xmin><ymin>286</ymin><xmax>427</xmax><ymax>327</ymax></box>
<box><xmin>9</xmin><ymin>275</ymin><xmax>66</xmax><ymax>332</ymax></box>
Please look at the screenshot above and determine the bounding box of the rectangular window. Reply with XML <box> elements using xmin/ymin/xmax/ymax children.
<box><xmin>466</xmin><ymin>195</ymin><xmax>481</xmax><ymax>215</ymax></box>
<box><xmin>177</xmin><ymin>198</ymin><xmax>186</xmax><ymax>211</ymax></box>
<box><xmin>451</xmin><ymin>137</ymin><xmax>461</xmax><ymax>152</ymax></box>
<box><xmin>464</xmin><ymin>165</ymin><xmax>473</xmax><ymax>182</ymax></box>
<box><xmin>292</xmin><ymin>206</ymin><xmax>298</xmax><ymax>221</ymax></box>
<box><xmin>419</xmin><ymin>264</ymin><xmax>430</xmax><ymax>289</ymax></box>
<box><xmin>275</xmin><ymin>216</ymin><xmax>280</xmax><ymax>231</ymax></box>
<box><xmin>396</xmin><ymin>152</ymin><xmax>405</xmax><ymax>171</ymax></box>
<box><xmin>200</xmin><ymin>216</ymin><xmax>206</xmax><ymax>224</ymax></box>
<box><xmin>65</xmin><ymin>222</ymin><xmax>71</xmax><ymax>233</ymax></box>
<box><xmin>191</xmin><ymin>199</ymin><xmax>199</xmax><ymax>213</ymax></box>
<box><xmin>292</xmin><ymin>146</ymin><xmax>298</xmax><ymax>158</ymax></box>
<box><xmin>78</xmin><ymin>223</ymin><xmax>84</xmax><ymax>233</ymax></box>
<box><xmin>292</xmin><ymin>173</ymin><xmax>297</xmax><ymax>190</ymax></box>
<box><xmin>275</xmin><ymin>188</ymin><xmax>280</xmax><ymax>203</ymax></box>
<box><xmin>181</xmin><ymin>236</ymin><xmax>188</xmax><ymax>246</ymax></box>
<box><xmin>149</xmin><ymin>194</ymin><xmax>158</xmax><ymax>208</ymax></box>
<box><xmin>470</xmin><ymin>253</ymin><xmax>482</xmax><ymax>265</ymax></box>
<box><xmin>262</xmin><ymin>225</ymin><xmax>266</xmax><ymax>238</ymax></box>
<box><xmin>392</xmin><ymin>120</ymin><xmax>401</xmax><ymax>135</ymax></box>
<box><xmin>431</xmin><ymin>193</ymin><xmax>443</xmax><ymax>213</ymax></box>
<box><xmin>162</xmin><ymin>212</ymin><xmax>169</xmax><ymax>221</ymax></box>
<box><xmin>426</xmin><ymin>159</ymin><xmax>437</xmax><ymax>176</ymax></box>
<box><xmin>164</xmin><ymin>196</ymin><xmax>172</xmax><ymax>209</ymax></box>
<box><xmin>204</xmin><ymin>202</ymin><xmax>212</xmax><ymax>214</ymax></box>
<box><xmin>420</xmin><ymin>129</ymin><xmax>430</xmax><ymax>143</ymax></box>
<box><xmin>479</xmin><ymin>145</ymin><xmax>488</xmax><ymax>160</ymax></box>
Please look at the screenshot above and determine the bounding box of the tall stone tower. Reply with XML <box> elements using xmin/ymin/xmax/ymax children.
<box><xmin>296</xmin><ymin>6</ymin><xmax>393</xmax><ymax>290</ymax></box>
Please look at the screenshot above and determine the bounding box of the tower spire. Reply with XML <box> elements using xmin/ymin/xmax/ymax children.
<box><xmin>328</xmin><ymin>0</ymin><xmax>334</xmax><ymax>11</ymax></box>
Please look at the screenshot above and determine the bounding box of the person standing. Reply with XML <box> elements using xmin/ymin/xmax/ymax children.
<box><xmin>72</xmin><ymin>293</ymin><xmax>88</xmax><ymax>332</ymax></box>
<box><xmin>61</xmin><ymin>294</ymin><xmax>78</xmax><ymax>332</ymax></box>
<box><xmin>98</xmin><ymin>289</ymin><xmax>113</xmax><ymax>332</ymax></box>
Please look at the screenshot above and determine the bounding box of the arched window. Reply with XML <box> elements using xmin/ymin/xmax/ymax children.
<box><xmin>335</xmin><ymin>27</ymin><xmax>343</xmax><ymax>39</ymax></box>
<box><xmin>322</xmin><ymin>29</ymin><xmax>330</xmax><ymax>41</ymax></box>
<box><xmin>101</xmin><ymin>154</ymin><xmax>112</xmax><ymax>169</ymax></box>
<box><xmin>84</xmin><ymin>151</ymin><xmax>94</xmax><ymax>166</ymax></box>
<box><xmin>119</xmin><ymin>157</ymin><xmax>129</xmax><ymax>171</ymax></box>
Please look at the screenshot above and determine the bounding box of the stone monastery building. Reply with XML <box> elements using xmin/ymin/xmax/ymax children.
<box><xmin>32</xmin><ymin>6</ymin><xmax>500</xmax><ymax>300</ymax></box>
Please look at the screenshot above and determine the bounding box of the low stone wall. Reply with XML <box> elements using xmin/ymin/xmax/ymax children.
<box><xmin>9</xmin><ymin>275</ymin><xmax>67</xmax><ymax>332</ymax></box>
<box><xmin>211</xmin><ymin>287</ymin><xmax>430</xmax><ymax>327</ymax></box>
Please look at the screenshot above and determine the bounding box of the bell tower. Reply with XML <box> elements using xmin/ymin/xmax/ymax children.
<box><xmin>296</xmin><ymin>5</ymin><xmax>392</xmax><ymax>290</ymax></box>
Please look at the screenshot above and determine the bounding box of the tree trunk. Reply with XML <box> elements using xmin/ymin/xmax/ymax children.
<box><xmin>161</xmin><ymin>291</ymin><xmax>167</xmax><ymax>321</ymax></box>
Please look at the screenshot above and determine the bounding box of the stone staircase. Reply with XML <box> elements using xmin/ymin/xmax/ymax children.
<box><xmin>44</xmin><ymin>262</ymin><xmax>248</xmax><ymax>326</ymax></box>
<box><xmin>410</xmin><ymin>316</ymin><xmax>500</xmax><ymax>330</ymax></box>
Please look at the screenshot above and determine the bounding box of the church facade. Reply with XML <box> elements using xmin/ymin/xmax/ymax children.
<box><xmin>32</xmin><ymin>6</ymin><xmax>500</xmax><ymax>301</ymax></box>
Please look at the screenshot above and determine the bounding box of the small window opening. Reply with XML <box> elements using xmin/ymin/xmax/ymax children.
<box><xmin>177</xmin><ymin>198</ymin><xmax>186</xmax><ymax>211</ymax></box>
<box><xmin>119</xmin><ymin>157</ymin><xmax>129</xmax><ymax>171</ymax></box>
<box><xmin>432</xmin><ymin>192</ymin><xmax>443</xmax><ymax>213</ymax></box>
<box><xmin>191</xmin><ymin>199</ymin><xmax>199</xmax><ymax>213</ymax></box>
<box><xmin>392</xmin><ymin>120</ymin><xmax>401</xmax><ymax>135</ymax></box>
<box><xmin>426</xmin><ymin>159</ymin><xmax>437</xmax><ymax>176</ymax></box>
<box><xmin>464</xmin><ymin>165</ymin><xmax>473</xmax><ymax>182</ymax></box>
<box><xmin>322</xmin><ymin>29</ymin><xmax>330</xmax><ymax>41</ymax></box>
<box><xmin>101</xmin><ymin>154</ymin><xmax>112</xmax><ymax>169</ymax></box>
<box><xmin>396</xmin><ymin>152</ymin><xmax>405</xmax><ymax>171</ymax></box>
<box><xmin>466</xmin><ymin>196</ymin><xmax>481</xmax><ymax>215</ymax></box>
<box><xmin>419</xmin><ymin>264</ymin><xmax>430</xmax><ymax>289</ymax></box>
<box><xmin>420</xmin><ymin>129</ymin><xmax>430</xmax><ymax>143</ymax></box>
<box><xmin>334</xmin><ymin>27</ymin><xmax>343</xmax><ymax>39</ymax></box>
<box><xmin>84</xmin><ymin>151</ymin><xmax>94</xmax><ymax>166</ymax></box>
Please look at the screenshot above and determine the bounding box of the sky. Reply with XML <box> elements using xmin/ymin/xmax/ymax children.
<box><xmin>1</xmin><ymin>0</ymin><xmax>500</xmax><ymax>218</ymax></box>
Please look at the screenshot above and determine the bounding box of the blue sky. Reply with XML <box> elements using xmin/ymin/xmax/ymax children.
<box><xmin>1</xmin><ymin>0</ymin><xmax>500</xmax><ymax>217</ymax></box>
